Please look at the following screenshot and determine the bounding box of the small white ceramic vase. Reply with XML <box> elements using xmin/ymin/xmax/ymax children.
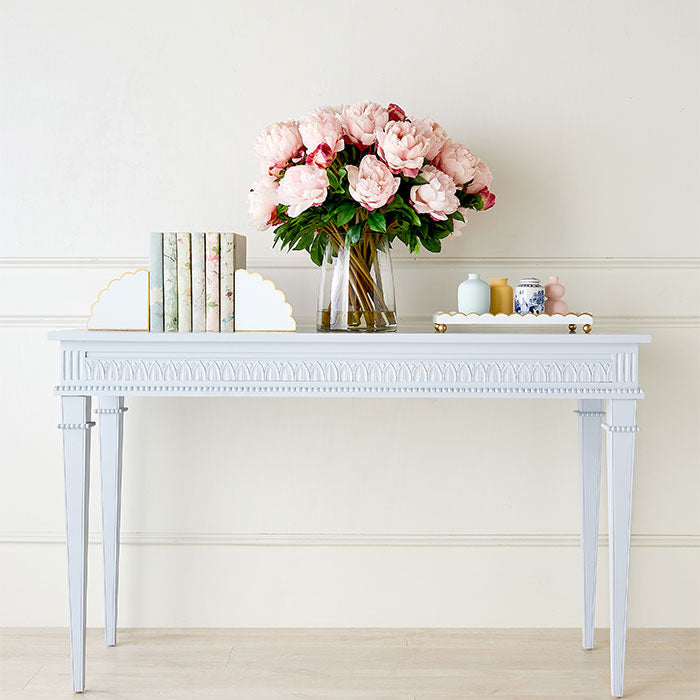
<box><xmin>458</xmin><ymin>273</ymin><xmax>490</xmax><ymax>314</ymax></box>
<box><xmin>514</xmin><ymin>277</ymin><xmax>545</xmax><ymax>315</ymax></box>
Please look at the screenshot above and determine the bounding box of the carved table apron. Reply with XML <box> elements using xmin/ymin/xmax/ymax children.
<box><xmin>49</xmin><ymin>331</ymin><xmax>651</xmax><ymax>696</ymax></box>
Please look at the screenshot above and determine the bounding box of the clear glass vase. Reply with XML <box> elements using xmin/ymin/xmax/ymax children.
<box><xmin>317</xmin><ymin>232</ymin><xmax>397</xmax><ymax>332</ymax></box>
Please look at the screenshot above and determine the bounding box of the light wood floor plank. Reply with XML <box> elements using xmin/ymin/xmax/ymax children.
<box><xmin>0</xmin><ymin>628</ymin><xmax>697</xmax><ymax>700</ymax></box>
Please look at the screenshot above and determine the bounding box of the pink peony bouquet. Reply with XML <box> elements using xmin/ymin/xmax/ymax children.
<box><xmin>248</xmin><ymin>101</ymin><xmax>495</xmax><ymax>265</ymax></box>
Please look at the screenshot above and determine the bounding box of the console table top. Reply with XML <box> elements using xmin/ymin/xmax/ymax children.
<box><xmin>49</xmin><ymin>330</ymin><xmax>652</xmax><ymax>345</ymax></box>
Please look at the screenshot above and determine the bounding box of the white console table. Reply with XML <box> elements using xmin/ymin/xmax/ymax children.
<box><xmin>49</xmin><ymin>331</ymin><xmax>651</xmax><ymax>696</ymax></box>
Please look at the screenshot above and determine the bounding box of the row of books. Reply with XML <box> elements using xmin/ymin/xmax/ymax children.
<box><xmin>149</xmin><ymin>232</ymin><xmax>247</xmax><ymax>332</ymax></box>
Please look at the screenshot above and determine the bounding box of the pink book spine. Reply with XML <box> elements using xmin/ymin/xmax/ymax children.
<box><xmin>205</xmin><ymin>232</ymin><xmax>220</xmax><ymax>332</ymax></box>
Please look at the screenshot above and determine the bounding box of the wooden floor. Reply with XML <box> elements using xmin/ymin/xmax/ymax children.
<box><xmin>0</xmin><ymin>628</ymin><xmax>698</xmax><ymax>699</ymax></box>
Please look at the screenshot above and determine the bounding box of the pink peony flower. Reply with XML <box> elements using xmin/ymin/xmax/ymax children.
<box><xmin>305</xmin><ymin>143</ymin><xmax>334</xmax><ymax>168</ymax></box>
<box><xmin>416</xmin><ymin>118</ymin><xmax>449</xmax><ymax>161</ymax></box>
<box><xmin>254</xmin><ymin>120</ymin><xmax>303</xmax><ymax>176</ymax></box>
<box><xmin>247</xmin><ymin>175</ymin><xmax>279</xmax><ymax>231</ymax></box>
<box><xmin>346</xmin><ymin>155</ymin><xmax>400</xmax><ymax>211</ymax></box>
<box><xmin>409</xmin><ymin>165</ymin><xmax>459</xmax><ymax>221</ymax></box>
<box><xmin>376</xmin><ymin>120</ymin><xmax>430</xmax><ymax>177</ymax></box>
<box><xmin>433</xmin><ymin>140</ymin><xmax>477</xmax><ymax>186</ymax></box>
<box><xmin>478</xmin><ymin>187</ymin><xmax>496</xmax><ymax>210</ymax></box>
<box><xmin>340</xmin><ymin>101</ymin><xmax>389</xmax><ymax>148</ymax></box>
<box><xmin>277</xmin><ymin>164</ymin><xmax>329</xmax><ymax>218</ymax></box>
<box><xmin>299</xmin><ymin>106</ymin><xmax>345</xmax><ymax>157</ymax></box>
<box><xmin>465</xmin><ymin>158</ymin><xmax>492</xmax><ymax>194</ymax></box>
<box><xmin>387</xmin><ymin>103</ymin><xmax>407</xmax><ymax>121</ymax></box>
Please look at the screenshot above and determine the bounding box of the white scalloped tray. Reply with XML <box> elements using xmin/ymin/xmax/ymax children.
<box><xmin>433</xmin><ymin>311</ymin><xmax>594</xmax><ymax>333</ymax></box>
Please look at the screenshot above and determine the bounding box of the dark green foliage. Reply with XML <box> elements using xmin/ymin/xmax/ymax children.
<box><xmin>271</xmin><ymin>153</ymin><xmax>488</xmax><ymax>265</ymax></box>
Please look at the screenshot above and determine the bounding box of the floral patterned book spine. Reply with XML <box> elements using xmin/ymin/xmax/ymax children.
<box><xmin>205</xmin><ymin>232</ymin><xmax>220</xmax><ymax>332</ymax></box>
<box><xmin>191</xmin><ymin>232</ymin><xmax>206</xmax><ymax>332</ymax></box>
<box><xmin>163</xmin><ymin>233</ymin><xmax>178</xmax><ymax>332</ymax></box>
<box><xmin>149</xmin><ymin>232</ymin><xmax>164</xmax><ymax>332</ymax></box>
<box><xmin>219</xmin><ymin>233</ymin><xmax>234</xmax><ymax>332</ymax></box>
<box><xmin>176</xmin><ymin>233</ymin><xmax>192</xmax><ymax>332</ymax></box>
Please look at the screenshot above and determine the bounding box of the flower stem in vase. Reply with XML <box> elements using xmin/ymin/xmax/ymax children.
<box><xmin>318</xmin><ymin>230</ymin><xmax>397</xmax><ymax>332</ymax></box>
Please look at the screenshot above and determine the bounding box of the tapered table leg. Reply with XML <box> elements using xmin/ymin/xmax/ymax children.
<box><xmin>60</xmin><ymin>396</ymin><xmax>94</xmax><ymax>693</ymax></box>
<box><xmin>576</xmin><ymin>399</ymin><xmax>604</xmax><ymax>650</ymax></box>
<box><xmin>605</xmin><ymin>399</ymin><xmax>638</xmax><ymax>697</ymax></box>
<box><xmin>97</xmin><ymin>396</ymin><xmax>126</xmax><ymax>647</ymax></box>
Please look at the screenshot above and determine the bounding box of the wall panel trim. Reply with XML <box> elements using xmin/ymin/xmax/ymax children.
<box><xmin>1</xmin><ymin>531</ymin><xmax>697</xmax><ymax>548</ymax></box>
<box><xmin>1</xmin><ymin>256</ymin><xmax>699</xmax><ymax>270</ymax></box>
<box><xmin>1</xmin><ymin>314</ymin><xmax>697</xmax><ymax>329</ymax></box>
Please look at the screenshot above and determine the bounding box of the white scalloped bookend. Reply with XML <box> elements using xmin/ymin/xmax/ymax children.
<box><xmin>234</xmin><ymin>269</ymin><xmax>296</xmax><ymax>331</ymax></box>
<box><xmin>87</xmin><ymin>269</ymin><xmax>150</xmax><ymax>331</ymax></box>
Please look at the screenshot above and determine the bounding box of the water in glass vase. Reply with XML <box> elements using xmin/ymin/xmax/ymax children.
<box><xmin>317</xmin><ymin>232</ymin><xmax>397</xmax><ymax>332</ymax></box>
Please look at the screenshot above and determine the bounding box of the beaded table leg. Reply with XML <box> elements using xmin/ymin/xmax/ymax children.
<box><xmin>604</xmin><ymin>399</ymin><xmax>638</xmax><ymax>697</ymax></box>
<box><xmin>575</xmin><ymin>400</ymin><xmax>605</xmax><ymax>650</ymax></box>
<box><xmin>97</xmin><ymin>396</ymin><xmax>127</xmax><ymax>647</ymax></box>
<box><xmin>59</xmin><ymin>396</ymin><xmax>94</xmax><ymax>693</ymax></box>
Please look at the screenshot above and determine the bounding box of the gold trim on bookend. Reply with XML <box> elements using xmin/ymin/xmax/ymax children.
<box><xmin>234</xmin><ymin>270</ymin><xmax>297</xmax><ymax>332</ymax></box>
<box><xmin>434</xmin><ymin>312</ymin><xmax>594</xmax><ymax>318</ymax></box>
<box><xmin>87</xmin><ymin>268</ymin><xmax>150</xmax><ymax>331</ymax></box>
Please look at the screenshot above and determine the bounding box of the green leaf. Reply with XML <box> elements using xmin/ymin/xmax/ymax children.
<box><xmin>335</xmin><ymin>202</ymin><xmax>358</xmax><ymax>227</ymax></box>
<box><xmin>451</xmin><ymin>209</ymin><xmax>465</xmax><ymax>222</ymax></box>
<box><xmin>293</xmin><ymin>230</ymin><xmax>315</xmax><ymax>251</ymax></box>
<box><xmin>367</xmin><ymin>210</ymin><xmax>387</xmax><ymax>233</ymax></box>
<box><xmin>459</xmin><ymin>191</ymin><xmax>484</xmax><ymax>211</ymax></box>
<box><xmin>389</xmin><ymin>195</ymin><xmax>420</xmax><ymax>225</ymax></box>
<box><xmin>383</xmin><ymin>194</ymin><xmax>402</xmax><ymax>211</ymax></box>
<box><xmin>309</xmin><ymin>234</ymin><xmax>324</xmax><ymax>266</ymax></box>
<box><xmin>412</xmin><ymin>175</ymin><xmax>428</xmax><ymax>185</ymax></box>
<box><xmin>421</xmin><ymin>237</ymin><xmax>441</xmax><ymax>253</ymax></box>
<box><xmin>405</xmin><ymin>206</ymin><xmax>421</xmax><ymax>226</ymax></box>
<box><xmin>346</xmin><ymin>223</ymin><xmax>362</xmax><ymax>246</ymax></box>
<box><xmin>394</xmin><ymin>222</ymin><xmax>410</xmax><ymax>247</ymax></box>
<box><xmin>409</xmin><ymin>230</ymin><xmax>420</xmax><ymax>255</ymax></box>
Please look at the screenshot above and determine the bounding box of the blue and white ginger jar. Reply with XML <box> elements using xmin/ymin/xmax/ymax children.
<box><xmin>514</xmin><ymin>277</ymin><xmax>545</xmax><ymax>315</ymax></box>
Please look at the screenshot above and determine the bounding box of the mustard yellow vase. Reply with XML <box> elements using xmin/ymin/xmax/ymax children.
<box><xmin>488</xmin><ymin>278</ymin><xmax>514</xmax><ymax>314</ymax></box>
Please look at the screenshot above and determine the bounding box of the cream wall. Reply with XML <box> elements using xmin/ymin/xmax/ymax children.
<box><xmin>0</xmin><ymin>0</ymin><xmax>698</xmax><ymax>628</ymax></box>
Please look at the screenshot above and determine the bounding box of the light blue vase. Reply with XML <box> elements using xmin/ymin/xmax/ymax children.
<box><xmin>458</xmin><ymin>273</ymin><xmax>490</xmax><ymax>314</ymax></box>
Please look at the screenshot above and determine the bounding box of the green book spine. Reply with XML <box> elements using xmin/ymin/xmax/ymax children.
<box><xmin>149</xmin><ymin>232</ymin><xmax>164</xmax><ymax>332</ymax></box>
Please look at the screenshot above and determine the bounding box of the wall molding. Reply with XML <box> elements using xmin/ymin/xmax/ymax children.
<box><xmin>0</xmin><ymin>315</ymin><xmax>87</xmax><ymax>328</ymax></box>
<box><xmin>0</xmin><ymin>256</ymin><xmax>699</xmax><ymax>271</ymax></box>
<box><xmin>1</xmin><ymin>531</ymin><xmax>697</xmax><ymax>548</ymax></box>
